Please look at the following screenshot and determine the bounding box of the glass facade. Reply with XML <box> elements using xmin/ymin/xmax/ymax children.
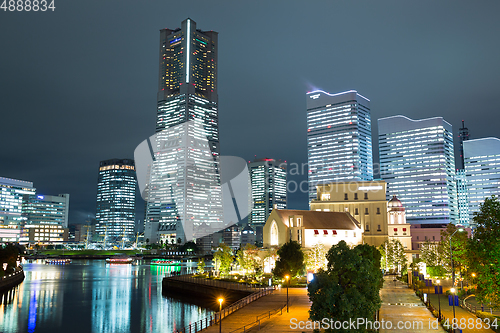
<box><xmin>378</xmin><ymin>115</ymin><xmax>458</xmax><ymax>225</ymax></box>
<box><xmin>95</xmin><ymin>159</ymin><xmax>136</xmax><ymax>244</ymax></box>
<box><xmin>22</xmin><ymin>194</ymin><xmax>70</xmax><ymax>228</ymax></box>
<box><xmin>464</xmin><ymin>137</ymin><xmax>500</xmax><ymax>223</ymax></box>
<box><xmin>0</xmin><ymin>177</ymin><xmax>35</xmax><ymax>225</ymax></box>
<box><xmin>306</xmin><ymin>90</ymin><xmax>373</xmax><ymax>202</ymax></box>
<box><xmin>146</xmin><ymin>18</ymin><xmax>222</xmax><ymax>243</ymax></box>
<box><xmin>248</xmin><ymin>159</ymin><xmax>287</xmax><ymax>242</ymax></box>
<box><xmin>455</xmin><ymin>170</ymin><xmax>469</xmax><ymax>226</ymax></box>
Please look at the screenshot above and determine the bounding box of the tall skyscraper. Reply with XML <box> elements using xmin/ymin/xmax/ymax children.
<box><xmin>248</xmin><ymin>158</ymin><xmax>287</xmax><ymax>244</ymax></box>
<box><xmin>22</xmin><ymin>194</ymin><xmax>70</xmax><ymax>227</ymax></box>
<box><xmin>456</xmin><ymin>120</ymin><xmax>470</xmax><ymax>226</ymax></box>
<box><xmin>156</xmin><ymin>18</ymin><xmax>218</xmax><ymax>152</ymax></box>
<box><xmin>378</xmin><ymin>115</ymin><xmax>458</xmax><ymax>225</ymax></box>
<box><xmin>464</xmin><ymin>137</ymin><xmax>500</xmax><ymax>223</ymax></box>
<box><xmin>458</xmin><ymin>120</ymin><xmax>470</xmax><ymax>170</ymax></box>
<box><xmin>96</xmin><ymin>159</ymin><xmax>136</xmax><ymax>244</ymax></box>
<box><xmin>0</xmin><ymin>177</ymin><xmax>35</xmax><ymax>225</ymax></box>
<box><xmin>144</xmin><ymin>19</ymin><xmax>222</xmax><ymax>243</ymax></box>
<box><xmin>306</xmin><ymin>90</ymin><xmax>373</xmax><ymax>202</ymax></box>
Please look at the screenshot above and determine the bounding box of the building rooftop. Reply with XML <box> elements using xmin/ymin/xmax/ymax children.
<box><xmin>274</xmin><ymin>209</ymin><xmax>360</xmax><ymax>230</ymax></box>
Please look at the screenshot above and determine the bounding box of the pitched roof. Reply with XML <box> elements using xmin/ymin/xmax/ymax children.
<box><xmin>274</xmin><ymin>209</ymin><xmax>360</xmax><ymax>230</ymax></box>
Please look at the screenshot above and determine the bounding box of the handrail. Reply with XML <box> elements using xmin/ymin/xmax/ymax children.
<box><xmin>173</xmin><ymin>287</ymin><xmax>275</xmax><ymax>333</ymax></box>
<box><xmin>229</xmin><ymin>303</ymin><xmax>287</xmax><ymax>333</ymax></box>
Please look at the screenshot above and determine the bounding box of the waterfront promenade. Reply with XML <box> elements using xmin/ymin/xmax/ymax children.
<box><xmin>201</xmin><ymin>287</ymin><xmax>312</xmax><ymax>333</ymax></box>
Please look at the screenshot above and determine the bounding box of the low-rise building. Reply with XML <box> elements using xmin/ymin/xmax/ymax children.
<box><xmin>310</xmin><ymin>181</ymin><xmax>389</xmax><ymax>247</ymax></box>
<box><xmin>263</xmin><ymin>209</ymin><xmax>362</xmax><ymax>249</ymax></box>
<box><xmin>21</xmin><ymin>224</ymin><xmax>69</xmax><ymax>244</ymax></box>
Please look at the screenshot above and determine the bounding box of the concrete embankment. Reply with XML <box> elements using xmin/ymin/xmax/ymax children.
<box><xmin>162</xmin><ymin>275</ymin><xmax>257</xmax><ymax>309</ymax></box>
<box><xmin>0</xmin><ymin>267</ymin><xmax>24</xmax><ymax>292</ymax></box>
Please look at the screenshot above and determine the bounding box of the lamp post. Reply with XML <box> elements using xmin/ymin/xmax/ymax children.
<box><xmin>218</xmin><ymin>297</ymin><xmax>224</xmax><ymax>333</ymax></box>
<box><xmin>451</xmin><ymin>287</ymin><xmax>456</xmax><ymax>324</ymax></box>
<box><xmin>450</xmin><ymin>228</ymin><xmax>464</xmax><ymax>289</ymax></box>
<box><xmin>285</xmin><ymin>275</ymin><xmax>290</xmax><ymax>313</ymax></box>
<box><xmin>437</xmin><ymin>279</ymin><xmax>441</xmax><ymax>320</ymax></box>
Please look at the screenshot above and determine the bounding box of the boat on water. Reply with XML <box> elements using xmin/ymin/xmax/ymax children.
<box><xmin>105</xmin><ymin>256</ymin><xmax>134</xmax><ymax>264</ymax></box>
<box><xmin>45</xmin><ymin>259</ymin><xmax>71</xmax><ymax>264</ymax></box>
<box><xmin>150</xmin><ymin>259</ymin><xmax>181</xmax><ymax>266</ymax></box>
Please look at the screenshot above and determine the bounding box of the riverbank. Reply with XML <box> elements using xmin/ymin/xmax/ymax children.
<box><xmin>0</xmin><ymin>267</ymin><xmax>24</xmax><ymax>292</ymax></box>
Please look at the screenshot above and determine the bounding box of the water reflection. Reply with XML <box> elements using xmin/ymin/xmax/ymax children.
<box><xmin>0</xmin><ymin>260</ymin><xmax>213</xmax><ymax>333</ymax></box>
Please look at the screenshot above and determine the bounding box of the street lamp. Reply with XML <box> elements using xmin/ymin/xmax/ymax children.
<box><xmin>451</xmin><ymin>287</ymin><xmax>456</xmax><ymax>323</ymax></box>
<box><xmin>285</xmin><ymin>275</ymin><xmax>290</xmax><ymax>313</ymax></box>
<box><xmin>218</xmin><ymin>297</ymin><xmax>224</xmax><ymax>333</ymax></box>
<box><xmin>450</xmin><ymin>228</ymin><xmax>464</xmax><ymax>289</ymax></box>
<box><xmin>437</xmin><ymin>279</ymin><xmax>441</xmax><ymax>320</ymax></box>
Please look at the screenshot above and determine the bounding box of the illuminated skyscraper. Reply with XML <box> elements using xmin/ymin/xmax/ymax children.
<box><xmin>23</xmin><ymin>194</ymin><xmax>70</xmax><ymax>227</ymax></box>
<box><xmin>378</xmin><ymin>116</ymin><xmax>458</xmax><ymax>225</ymax></box>
<box><xmin>456</xmin><ymin>120</ymin><xmax>470</xmax><ymax>226</ymax></box>
<box><xmin>96</xmin><ymin>159</ymin><xmax>136</xmax><ymax>244</ymax></box>
<box><xmin>144</xmin><ymin>19</ymin><xmax>222</xmax><ymax>243</ymax></box>
<box><xmin>0</xmin><ymin>177</ymin><xmax>35</xmax><ymax>225</ymax></box>
<box><xmin>464</xmin><ymin>137</ymin><xmax>500</xmax><ymax>223</ymax></box>
<box><xmin>306</xmin><ymin>90</ymin><xmax>373</xmax><ymax>202</ymax></box>
<box><xmin>248</xmin><ymin>158</ymin><xmax>287</xmax><ymax>244</ymax></box>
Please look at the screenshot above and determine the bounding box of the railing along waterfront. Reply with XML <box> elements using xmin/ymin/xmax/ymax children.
<box><xmin>172</xmin><ymin>286</ymin><xmax>275</xmax><ymax>333</ymax></box>
<box><xmin>167</xmin><ymin>274</ymin><xmax>266</xmax><ymax>292</ymax></box>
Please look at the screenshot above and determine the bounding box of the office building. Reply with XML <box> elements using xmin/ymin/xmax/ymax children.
<box><xmin>458</xmin><ymin>120</ymin><xmax>470</xmax><ymax>170</ymax></box>
<box><xmin>0</xmin><ymin>177</ymin><xmax>35</xmax><ymax>225</ymax></box>
<box><xmin>248</xmin><ymin>158</ymin><xmax>287</xmax><ymax>244</ymax></box>
<box><xmin>456</xmin><ymin>170</ymin><xmax>470</xmax><ymax>226</ymax></box>
<box><xmin>306</xmin><ymin>90</ymin><xmax>373</xmax><ymax>202</ymax></box>
<box><xmin>22</xmin><ymin>194</ymin><xmax>70</xmax><ymax>227</ymax></box>
<box><xmin>378</xmin><ymin>116</ymin><xmax>458</xmax><ymax>225</ymax></box>
<box><xmin>21</xmin><ymin>224</ymin><xmax>69</xmax><ymax>244</ymax></box>
<box><xmin>464</xmin><ymin>138</ymin><xmax>500</xmax><ymax>222</ymax></box>
<box><xmin>145</xmin><ymin>18</ymin><xmax>222</xmax><ymax>243</ymax></box>
<box><xmin>95</xmin><ymin>159</ymin><xmax>136</xmax><ymax>245</ymax></box>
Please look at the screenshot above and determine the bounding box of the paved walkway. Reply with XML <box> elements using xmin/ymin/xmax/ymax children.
<box><xmin>380</xmin><ymin>276</ymin><xmax>446</xmax><ymax>332</ymax></box>
<box><xmin>201</xmin><ymin>287</ymin><xmax>313</xmax><ymax>333</ymax></box>
<box><xmin>427</xmin><ymin>293</ymin><xmax>495</xmax><ymax>332</ymax></box>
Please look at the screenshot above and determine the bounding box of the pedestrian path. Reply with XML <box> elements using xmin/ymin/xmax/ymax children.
<box><xmin>427</xmin><ymin>293</ymin><xmax>496</xmax><ymax>332</ymax></box>
<box><xmin>201</xmin><ymin>287</ymin><xmax>312</xmax><ymax>333</ymax></box>
<box><xmin>379</xmin><ymin>276</ymin><xmax>447</xmax><ymax>333</ymax></box>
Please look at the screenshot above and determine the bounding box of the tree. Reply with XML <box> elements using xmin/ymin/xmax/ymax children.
<box><xmin>438</xmin><ymin>223</ymin><xmax>468</xmax><ymax>275</ymax></box>
<box><xmin>419</xmin><ymin>240</ymin><xmax>440</xmax><ymax>267</ymax></box>
<box><xmin>467</xmin><ymin>196</ymin><xmax>500</xmax><ymax>307</ymax></box>
<box><xmin>0</xmin><ymin>244</ymin><xmax>20</xmax><ymax>276</ymax></box>
<box><xmin>197</xmin><ymin>258</ymin><xmax>205</xmax><ymax>275</ymax></box>
<box><xmin>379</xmin><ymin>239</ymin><xmax>407</xmax><ymax>273</ymax></box>
<box><xmin>304</xmin><ymin>243</ymin><xmax>327</xmax><ymax>272</ymax></box>
<box><xmin>308</xmin><ymin>241</ymin><xmax>383</xmax><ymax>332</ymax></box>
<box><xmin>272</xmin><ymin>241</ymin><xmax>304</xmax><ymax>279</ymax></box>
<box><xmin>213</xmin><ymin>243</ymin><xmax>234</xmax><ymax>276</ymax></box>
<box><xmin>236</xmin><ymin>243</ymin><xmax>261</xmax><ymax>277</ymax></box>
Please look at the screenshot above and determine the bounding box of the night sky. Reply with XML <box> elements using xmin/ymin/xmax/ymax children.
<box><xmin>1</xmin><ymin>0</ymin><xmax>500</xmax><ymax>225</ymax></box>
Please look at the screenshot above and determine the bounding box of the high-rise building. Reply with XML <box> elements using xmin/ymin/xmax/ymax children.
<box><xmin>22</xmin><ymin>194</ymin><xmax>70</xmax><ymax>227</ymax></box>
<box><xmin>455</xmin><ymin>170</ymin><xmax>469</xmax><ymax>226</ymax></box>
<box><xmin>156</xmin><ymin>18</ymin><xmax>218</xmax><ymax>152</ymax></box>
<box><xmin>248</xmin><ymin>158</ymin><xmax>287</xmax><ymax>244</ymax></box>
<box><xmin>145</xmin><ymin>18</ymin><xmax>222</xmax><ymax>244</ymax></box>
<box><xmin>378</xmin><ymin>115</ymin><xmax>458</xmax><ymax>225</ymax></box>
<box><xmin>456</xmin><ymin>120</ymin><xmax>470</xmax><ymax>226</ymax></box>
<box><xmin>464</xmin><ymin>137</ymin><xmax>500</xmax><ymax>223</ymax></box>
<box><xmin>95</xmin><ymin>159</ymin><xmax>136</xmax><ymax>245</ymax></box>
<box><xmin>0</xmin><ymin>177</ymin><xmax>35</xmax><ymax>225</ymax></box>
<box><xmin>458</xmin><ymin>120</ymin><xmax>470</xmax><ymax>170</ymax></box>
<box><xmin>306</xmin><ymin>90</ymin><xmax>373</xmax><ymax>202</ymax></box>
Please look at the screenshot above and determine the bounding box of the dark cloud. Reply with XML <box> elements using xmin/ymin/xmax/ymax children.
<box><xmin>1</xmin><ymin>0</ymin><xmax>499</xmax><ymax>223</ymax></box>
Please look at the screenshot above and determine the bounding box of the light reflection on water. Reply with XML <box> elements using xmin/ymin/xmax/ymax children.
<box><xmin>0</xmin><ymin>260</ymin><xmax>213</xmax><ymax>333</ymax></box>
